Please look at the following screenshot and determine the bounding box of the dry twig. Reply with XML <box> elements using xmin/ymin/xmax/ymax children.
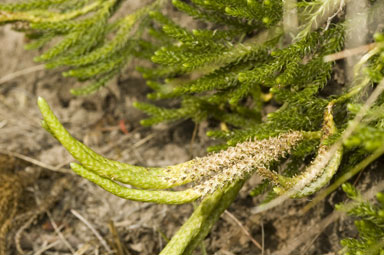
<box><xmin>0</xmin><ymin>150</ymin><xmax>71</xmax><ymax>174</ymax></box>
<box><xmin>324</xmin><ymin>43</ymin><xmax>377</xmax><ymax>62</ymax></box>
<box><xmin>0</xmin><ymin>65</ymin><xmax>45</xmax><ymax>85</ymax></box>
<box><xmin>71</xmin><ymin>209</ymin><xmax>112</xmax><ymax>254</ymax></box>
<box><xmin>15</xmin><ymin>177</ymin><xmax>70</xmax><ymax>254</ymax></box>
<box><xmin>223</xmin><ymin>210</ymin><xmax>262</xmax><ymax>250</ymax></box>
<box><xmin>46</xmin><ymin>211</ymin><xmax>75</xmax><ymax>254</ymax></box>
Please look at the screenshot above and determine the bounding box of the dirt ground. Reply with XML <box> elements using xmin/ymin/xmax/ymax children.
<box><xmin>0</xmin><ymin>11</ymin><xmax>383</xmax><ymax>255</ymax></box>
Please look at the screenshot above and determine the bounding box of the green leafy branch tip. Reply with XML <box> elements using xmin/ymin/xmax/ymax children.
<box><xmin>0</xmin><ymin>0</ymin><xmax>168</xmax><ymax>95</ymax></box>
<box><xmin>38</xmin><ymin>97</ymin><xmax>325</xmax><ymax>205</ymax></box>
<box><xmin>273</xmin><ymin>103</ymin><xmax>343</xmax><ymax>198</ymax></box>
<box><xmin>337</xmin><ymin>183</ymin><xmax>384</xmax><ymax>255</ymax></box>
<box><xmin>70</xmin><ymin>163</ymin><xmax>200</xmax><ymax>204</ymax></box>
<box><xmin>38</xmin><ymin>97</ymin><xmax>201</xmax><ymax>205</ymax></box>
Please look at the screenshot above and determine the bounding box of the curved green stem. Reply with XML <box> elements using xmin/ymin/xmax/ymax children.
<box><xmin>273</xmin><ymin>103</ymin><xmax>343</xmax><ymax>198</ymax></box>
<box><xmin>38</xmin><ymin>97</ymin><xmax>191</xmax><ymax>189</ymax></box>
<box><xmin>160</xmin><ymin>178</ymin><xmax>246</xmax><ymax>255</ymax></box>
<box><xmin>302</xmin><ymin>143</ymin><xmax>384</xmax><ymax>213</ymax></box>
<box><xmin>332</xmin><ymin>76</ymin><xmax>371</xmax><ymax>105</ymax></box>
<box><xmin>71</xmin><ymin>163</ymin><xmax>200</xmax><ymax>204</ymax></box>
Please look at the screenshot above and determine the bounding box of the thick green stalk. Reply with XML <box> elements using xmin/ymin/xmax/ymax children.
<box><xmin>71</xmin><ymin>163</ymin><xmax>200</xmax><ymax>204</ymax></box>
<box><xmin>38</xmin><ymin>97</ymin><xmax>191</xmax><ymax>189</ymax></box>
<box><xmin>160</xmin><ymin>178</ymin><xmax>246</xmax><ymax>255</ymax></box>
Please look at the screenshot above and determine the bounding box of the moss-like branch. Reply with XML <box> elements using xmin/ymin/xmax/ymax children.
<box><xmin>70</xmin><ymin>163</ymin><xmax>200</xmax><ymax>204</ymax></box>
<box><xmin>160</xmin><ymin>178</ymin><xmax>246</xmax><ymax>255</ymax></box>
<box><xmin>38</xmin><ymin>97</ymin><xmax>193</xmax><ymax>189</ymax></box>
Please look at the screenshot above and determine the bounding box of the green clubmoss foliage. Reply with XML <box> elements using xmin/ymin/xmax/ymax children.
<box><xmin>4</xmin><ymin>0</ymin><xmax>384</xmax><ymax>254</ymax></box>
<box><xmin>337</xmin><ymin>183</ymin><xmax>384</xmax><ymax>255</ymax></box>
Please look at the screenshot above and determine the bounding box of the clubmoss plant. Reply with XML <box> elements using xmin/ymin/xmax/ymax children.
<box><xmin>3</xmin><ymin>0</ymin><xmax>384</xmax><ymax>254</ymax></box>
<box><xmin>337</xmin><ymin>183</ymin><xmax>384</xmax><ymax>255</ymax></box>
<box><xmin>0</xmin><ymin>0</ymin><xmax>168</xmax><ymax>94</ymax></box>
